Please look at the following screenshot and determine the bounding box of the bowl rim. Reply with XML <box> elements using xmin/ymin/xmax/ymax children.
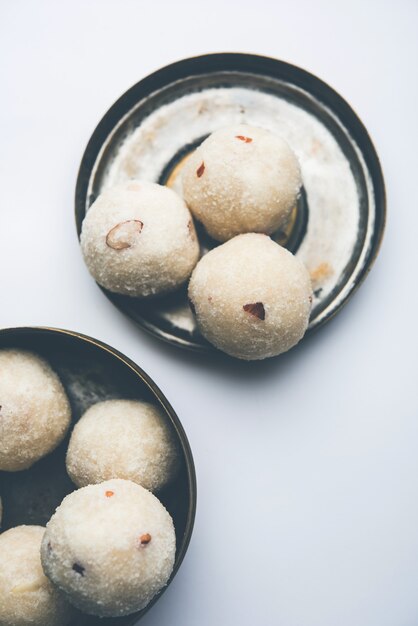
<box><xmin>0</xmin><ymin>325</ymin><xmax>197</xmax><ymax>624</ymax></box>
<box><xmin>75</xmin><ymin>52</ymin><xmax>386</xmax><ymax>352</ymax></box>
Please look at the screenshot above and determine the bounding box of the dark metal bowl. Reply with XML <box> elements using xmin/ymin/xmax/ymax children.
<box><xmin>0</xmin><ymin>326</ymin><xmax>196</xmax><ymax>625</ymax></box>
<box><xmin>75</xmin><ymin>53</ymin><xmax>386</xmax><ymax>353</ymax></box>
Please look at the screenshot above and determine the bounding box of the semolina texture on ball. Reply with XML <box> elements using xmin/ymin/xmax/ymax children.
<box><xmin>0</xmin><ymin>525</ymin><xmax>74</xmax><ymax>626</ymax></box>
<box><xmin>41</xmin><ymin>479</ymin><xmax>176</xmax><ymax>618</ymax></box>
<box><xmin>188</xmin><ymin>234</ymin><xmax>312</xmax><ymax>360</ymax></box>
<box><xmin>0</xmin><ymin>350</ymin><xmax>71</xmax><ymax>472</ymax></box>
<box><xmin>66</xmin><ymin>400</ymin><xmax>180</xmax><ymax>492</ymax></box>
<box><xmin>182</xmin><ymin>125</ymin><xmax>302</xmax><ymax>242</ymax></box>
<box><xmin>80</xmin><ymin>181</ymin><xmax>199</xmax><ymax>297</ymax></box>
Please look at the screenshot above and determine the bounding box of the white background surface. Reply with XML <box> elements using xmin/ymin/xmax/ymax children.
<box><xmin>1</xmin><ymin>1</ymin><xmax>417</xmax><ymax>625</ymax></box>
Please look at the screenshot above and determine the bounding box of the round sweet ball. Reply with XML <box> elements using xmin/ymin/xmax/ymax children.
<box><xmin>41</xmin><ymin>479</ymin><xmax>176</xmax><ymax>617</ymax></box>
<box><xmin>182</xmin><ymin>124</ymin><xmax>302</xmax><ymax>242</ymax></box>
<box><xmin>66</xmin><ymin>400</ymin><xmax>180</xmax><ymax>492</ymax></box>
<box><xmin>188</xmin><ymin>234</ymin><xmax>312</xmax><ymax>360</ymax></box>
<box><xmin>80</xmin><ymin>181</ymin><xmax>200</xmax><ymax>297</ymax></box>
<box><xmin>0</xmin><ymin>525</ymin><xmax>74</xmax><ymax>626</ymax></box>
<box><xmin>0</xmin><ymin>350</ymin><xmax>71</xmax><ymax>472</ymax></box>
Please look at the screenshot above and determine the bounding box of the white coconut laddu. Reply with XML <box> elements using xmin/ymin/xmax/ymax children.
<box><xmin>41</xmin><ymin>479</ymin><xmax>176</xmax><ymax>618</ymax></box>
<box><xmin>66</xmin><ymin>400</ymin><xmax>180</xmax><ymax>492</ymax></box>
<box><xmin>188</xmin><ymin>234</ymin><xmax>313</xmax><ymax>360</ymax></box>
<box><xmin>182</xmin><ymin>124</ymin><xmax>302</xmax><ymax>242</ymax></box>
<box><xmin>0</xmin><ymin>525</ymin><xmax>74</xmax><ymax>626</ymax></box>
<box><xmin>0</xmin><ymin>349</ymin><xmax>71</xmax><ymax>472</ymax></box>
<box><xmin>80</xmin><ymin>180</ymin><xmax>199</xmax><ymax>297</ymax></box>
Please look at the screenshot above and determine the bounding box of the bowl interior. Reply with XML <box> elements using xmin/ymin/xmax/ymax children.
<box><xmin>0</xmin><ymin>327</ymin><xmax>196</xmax><ymax>625</ymax></box>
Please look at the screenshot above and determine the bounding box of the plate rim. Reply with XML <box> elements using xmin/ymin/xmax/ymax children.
<box><xmin>75</xmin><ymin>52</ymin><xmax>386</xmax><ymax>354</ymax></box>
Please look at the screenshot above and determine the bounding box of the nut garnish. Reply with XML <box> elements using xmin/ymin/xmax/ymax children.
<box><xmin>196</xmin><ymin>162</ymin><xmax>205</xmax><ymax>178</ymax></box>
<box><xmin>72</xmin><ymin>563</ymin><xmax>85</xmax><ymax>576</ymax></box>
<box><xmin>106</xmin><ymin>220</ymin><xmax>143</xmax><ymax>250</ymax></box>
<box><xmin>139</xmin><ymin>533</ymin><xmax>152</xmax><ymax>546</ymax></box>
<box><xmin>243</xmin><ymin>302</ymin><xmax>265</xmax><ymax>320</ymax></box>
<box><xmin>236</xmin><ymin>135</ymin><xmax>253</xmax><ymax>143</ymax></box>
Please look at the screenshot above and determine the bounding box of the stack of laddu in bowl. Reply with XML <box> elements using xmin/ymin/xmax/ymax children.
<box><xmin>80</xmin><ymin>124</ymin><xmax>313</xmax><ymax>361</ymax></box>
<box><xmin>0</xmin><ymin>348</ymin><xmax>180</xmax><ymax>624</ymax></box>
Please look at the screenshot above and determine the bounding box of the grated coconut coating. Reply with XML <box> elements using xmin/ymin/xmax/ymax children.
<box><xmin>41</xmin><ymin>479</ymin><xmax>176</xmax><ymax>618</ymax></box>
<box><xmin>0</xmin><ymin>350</ymin><xmax>71</xmax><ymax>471</ymax></box>
<box><xmin>0</xmin><ymin>525</ymin><xmax>74</xmax><ymax>626</ymax></box>
<box><xmin>182</xmin><ymin>125</ymin><xmax>302</xmax><ymax>242</ymax></box>
<box><xmin>80</xmin><ymin>181</ymin><xmax>200</xmax><ymax>297</ymax></box>
<box><xmin>188</xmin><ymin>234</ymin><xmax>312</xmax><ymax>360</ymax></box>
<box><xmin>66</xmin><ymin>400</ymin><xmax>180</xmax><ymax>492</ymax></box>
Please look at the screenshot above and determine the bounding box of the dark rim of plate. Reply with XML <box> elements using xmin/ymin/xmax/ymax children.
<box><xmin>75</xmin><ymin>53</ymin><xmax>386</xmax><ymax>353</ymax></box>
<box><xmin>0</xmin><ymin>326</ymin><xmax>197</xmax><ymax>625</ymax></box>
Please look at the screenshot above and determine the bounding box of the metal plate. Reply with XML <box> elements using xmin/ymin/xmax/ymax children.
<box><xmin>0</xmin><ymin>327</ymin><xmax>196</xmax><ymax>625</ymax></box>
<box><xmin>75</xmin><ymin>53</ymin><xmax>386</xmax><ymax>352</ymax></box>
